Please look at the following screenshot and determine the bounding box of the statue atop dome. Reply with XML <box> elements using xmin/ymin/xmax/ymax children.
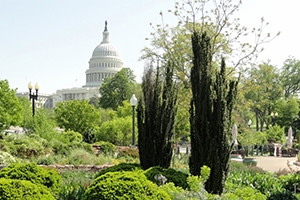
<box><xmin>104</xmin><ymin>20</ymin><xmax>108</xmax><ymax>31</ymax></box>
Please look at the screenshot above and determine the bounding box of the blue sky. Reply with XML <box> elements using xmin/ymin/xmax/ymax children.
<box><xmin>1</xmin><ymin>0</ymin><xmax>299</xmax><ymax>94</ymax></box>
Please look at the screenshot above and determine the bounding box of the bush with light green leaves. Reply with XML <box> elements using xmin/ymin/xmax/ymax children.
<box><xmin>83</xmin><ymin>171</ymin><xmax>170</xmax><ymax>200</ymax></box>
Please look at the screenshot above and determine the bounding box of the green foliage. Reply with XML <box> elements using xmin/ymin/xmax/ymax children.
<box><xmin>109</xmin><ymin>100</ymin><xmax>133</xmax><ymax>119</ymax></box>
<box><xmin>0</xmin><ymin>162</ymin><xmax>61</xmax><ymax>196</ymax></box>
<box><xmin>280</xmin><ymin>56</ymin><xmax>300</xmax><ymax>98</ymax></box>
<box><xmin>227</xmin><ymin>164</ymin><xmax>285</xmax><ymax>197</ymax></box>
<box><xmin>60</xmin><ymin>130</ymin><xmax>82</xmax><ymax>144</ymax></box>
<box><xmin>94</xmin><ymin>116</ymin><xmax>132</xmax><ymax>145</ymax></box>
<box><xmin>0</xmin><ymin>79</ymin><xmax>23</xmax><ymax>131</ymax></box>
<box><xmin>222</xmin><ymin>186</ymin><xmax>267</xmax><ymax>200</ymax></box>
<box><xmin>138</xmin><ymin>63</ymin><xmax>178</xmax><ymax>170</ymax></box>
<box><xmin>54</xmin><ymin>100</ymin><xmax>101</xmax><ymax>142</ymax></box>
<box><xmin>239</xmin><ymin>130</ymin><xmax>268</xmax><ymax>146</ymax></box>
<box><xmin>267</xmin><ymin>190</ymin><xmax>297</xmax><ymax>200</ymax></box>
<box><xmin>144</xmin><ymin>166</ymin><xmax>188</xmax><ymax>189</ymax></box>
<box><xmin>99</xmin><ymin>68</ymin><xmax>137</xmax><ymax>110</ymax></box>
<box><xmin>93</xmin><ymin>141</ymin><xmax>116</xmax><ymax>156</ymax></box>
<box><xmin>11</xmin><ymin>135</ymin><xmax>45</xmax><ymax>158</ymax></box>
<box><xmin>83</xmin><ymin>171</ymin><xmax>171</xmax><ymax>200</ymax></box>
<box><xmin>158</xmin><ymin>182</ymin><xmax>185</xmax><ymax>200</ymax></box>
<box><xmin>189</xmin><ymin>32</ymin><xmax>238</xmax><ymax>194</ymax></box>
<box><xmin>0</xmin><ymin>178</ymin><xmax>55</xmax><ymax>200</ymax></box>
<box><xmin>278</xmin><ymin>173</ymin><xmax>300</xmax><ymax>192</ymax></box>
<box><xmin>265</xmin><ymin>125</ymin><xmax>286</xmax><ymax>143</ymax></box>
<box><xmin>59</xmin><ymin>170</ymin><xmax>94</xmax><ymax>200</ymax></box>
<box><xmin>0</xmin><ymin>134</ymin><xmax>46</xmax><ymax>159</ymax></box>
<box><xmin>187</xmin><ymin>165</ymin><xmax>211</xmax><ymax>192</ymax></box>
<box><xmin>243</xmin><ymin>63</ymin><xmax>283</xmax><ymax>131</ymax></box>
<box><xmin>117</xmin><ymin>147</ymin><xmax>139</xmax><ymax>159</ymax></box>
<box><xmin>95</xmin><ymin>162</ymin><xmax>141</xmax><ymax>179</ymax></box>
<box><xmin>0</xmin><ymin>151</ymin><xmax>19</xmax><ymax>165</ymax></box>
<box><xmin>64</xmin><ymin>149</ymin><xmax>100</xmax><ymax>166</ymax></box>
<box><xmin>276</xmin><ymin>97</ymin><xmax>299</xmax><ymax>128</ymax></box>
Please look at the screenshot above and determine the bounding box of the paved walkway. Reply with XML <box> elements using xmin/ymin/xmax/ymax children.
<box><xmin>255</xmin><ymin>156</ymin><xmax>298</xmax><ymax>173</ymax></box>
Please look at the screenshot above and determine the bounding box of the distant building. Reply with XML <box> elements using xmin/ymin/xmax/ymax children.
<box><xmin>18</xmin><ymin>21</ymin><xmax>123</xmax><ymax>108</ymax></box>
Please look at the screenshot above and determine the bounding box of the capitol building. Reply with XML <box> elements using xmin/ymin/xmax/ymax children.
<box><xmin>22</xmin><ymin>21</ymin><xmax>123</xmax><ymax>109</ymax></box>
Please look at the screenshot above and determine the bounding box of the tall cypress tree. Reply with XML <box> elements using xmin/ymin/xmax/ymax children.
<box><xmin>137</xmin><ymin>62</ymin><xmax>178</xmax><ymax>169</ymax></box>
<box><xmin>189</xmin><ymin>32</ymin><xmax>238</xmax><ymax>194</ymax></box>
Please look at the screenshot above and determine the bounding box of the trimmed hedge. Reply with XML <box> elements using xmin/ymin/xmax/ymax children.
<box><xmin>0</xmin><ymin>178</ymin><xmax>55</xmax><ymax>200</ymax></box>
<box><xmin>0</xmin><ymin>162</ymin><xmax>61</xmax><ymax>196</ymax></box>
<box><xmin>144</xmin><ymin>166</ymin><xmax>189</xmax><ymax>189</ymax></box>
<box><xmin>83</xmin><ymin>171</ymin><xmax>170</xmax><ymax>200</ymax></box>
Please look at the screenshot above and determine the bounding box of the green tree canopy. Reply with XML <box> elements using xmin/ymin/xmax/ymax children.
<box><xmin>0</xmin><ymin>80</ymin><xmax>23</xmax><ymax>131</ymax></box>
<box><xmin>141</xmin><ymin>0</ymin><xmax>279</xmax><ymax>84</ymax></box>
<box><xmin>99</xmin><ymin>68</ymin><xmax>137</xmax><ymax>110</ymax></box>
<box><xmin>242</xmin><ymin>63</ymin><xmax>283</xmax><ymax>130</ymax></box>
<box><xmin>280</xmin><ymin>56</ymin><xmax>300</xmax><ymax>98</ymax></box>
<box><xmin>94</xmin><ymin>116</ymin><xmax>132</xmax><ymax>146</ymax></box>
<box><xmin>54</xmin><ymin>100</ymin><xmax>100</xmax><ymax>142</ymax></box>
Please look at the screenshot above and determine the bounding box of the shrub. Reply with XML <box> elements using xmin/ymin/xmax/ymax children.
<box><xmin>222</xmin><ymin>186</ymin><xmax>267</xmax><ymax>199</ymax></box>
<box><xmin>0</xmin><ymin>162</ymin><xmax>61</xmax><ymax>196</ymax></box>
<box><xmin>83</xmin><ymin>171</ymin><xmax>171</xmax><ymax>200</ymax></box>
<box><xmin>279</xmin><ymin>173</ymin><xmax>300</xmax><ymax>192</ymax></box>
<box><xmin>64</xmin><ymin>149</ymin><xmax>98</xmax><ymax>165</ymax></box>
<box><xmin>95</xmin><ymin>162</ymin><xmax>141</xmax><ymax>178</ymax></box>
<box><xmin>227</xmin><ymin>165</ymin><xmax>285</xmax><ymax>197</ymax></box>
<box><xmin>0</xmin><ymin>151</ymin><xmax>19</xmax><ymax>165</ymax></box>
<box><xmin>144</xmin><ymin>166</ymin><xmax>189</xmax><ymax>189</ymax></box>
<box><xmin>267</xmin><ymin>190</ymin><xmax>297</xmax><ymax>200</ymax></box>
<box><xmin>59</xmin><ymin>181</ymin><xmax>87</xmax><ymax>200</ymax></box>
<box><xmin>117</xmin><ymin>147</ymin><xmax>139</xmax><ymax>158</ymax></box>
<box><xmin>34</xmin><ymin>155</ymin><xmax>55</xmax><ymax>165</ymax></box>
<box><xmin>0</xmin><ymin>178</ymin><xmax>55</xmax><ymax>200</ymax></box>
<box><xmin>93</xmin><ymin>141</ymin><xmax>116</xmax><ymax>156</ymax></box>
<box><xmin>62</xmin><ymin>130</ymin><xmax>83</xmax><ymax>143</ymax></box>
<box><xmin>6</xmin><ymin>135</ymin><xmax>45</xmax><ymax>158</ymax></box>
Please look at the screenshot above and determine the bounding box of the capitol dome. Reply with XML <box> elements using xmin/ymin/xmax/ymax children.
<box><xmin>84</xmin><ymin>21</ymin><xmax>123</xmax><ymax>88</ymax></box>
<box><xmin>92</xmin><ymin>43</ymin><xmax>120</xmax><ymax>57</ymax></box>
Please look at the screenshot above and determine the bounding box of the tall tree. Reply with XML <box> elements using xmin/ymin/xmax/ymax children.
<box><xmin>141</xmin><ymin>0</ymin><xmax>279</xmax><ymax>84</ymax></box>
<box><xmin>189</xmin><ymin>32</ymin><xmax>238</xmax><ymax>194</ymax></box>
<box><xmin>54</xmin><ymin>100</ymin><xmax>100</xmax><ymax>143</ymax></box>
<box><xmin>280</xmin><ymin>56</ymin><xmax>300</xmax><ymax>98</ymax></box>
<box><xmin>99</xmin><ymin>68</ymin><xmax>136</xmax><ymax>110</ymax></box>
<box><xmin>137</xmin><ymin>62</ymin><xmax>178</xmax><ymax>169</ymax></box>
<box><xmin>0</xmin><ymin>80</ymin><xmax>23</xmax><ymax>131</ymax></box>
<box><xmin>243</xmin><ymin>63</ymin><xmax>283</xmax><ymax>130</ymax></box>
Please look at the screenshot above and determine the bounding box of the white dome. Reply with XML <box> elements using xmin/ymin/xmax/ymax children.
<box><xmin>92</xmin><ymin>43</ymin><xmax>120</xmax><ymax>58</ymax></box>
<box><xmin>83</xmin><ymin>21</ymin><xmax>123</xmax><ymax>88</ymax></box>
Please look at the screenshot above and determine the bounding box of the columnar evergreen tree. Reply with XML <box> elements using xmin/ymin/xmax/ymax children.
<box><xmin>137</xmin><ymin>62</ymin><xmax>178</xmax><ymax>169</ymax></box>
<box><xmin>189</xmin><ymin>32</ymin><xmax>238</xmax><ymax>194</ymax></box>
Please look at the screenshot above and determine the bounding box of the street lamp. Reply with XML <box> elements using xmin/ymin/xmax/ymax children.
<box><xmin>271</xmin><ymin>112</ymin><xmax>278</xmax><ymax>126</ymax></box>
<box><xmin>130</xmin><ymin>94</ymin><xmax>137</xmax><ymax>146</ymax></box>
<box><xmin>28</xmin><ymin>82</ymin><xmax>39</xmax><ymax>117</ymax></box>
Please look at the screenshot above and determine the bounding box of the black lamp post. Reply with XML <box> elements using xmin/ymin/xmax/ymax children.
<box><xmin>130</xmin><ymin>94</ymin><xmax>137</xmax><ymax>146</ymax></box>
<box><xmin>271</xmin><ymin>112</ymin><xmax>278</xmax><ymax>127</ymax></box>
<box><xmin>28</xmin><ymin>82</ymin><xmax>39</xmax><ymax>117</ymax></box>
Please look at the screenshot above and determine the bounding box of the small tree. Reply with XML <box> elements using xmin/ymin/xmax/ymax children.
<box><xmin>54</xmin><ymin>100</ymin><xmax>100</xmax><ymax>143</ymax></box>
<box><xmin>189</xmin><ymin>32</ymin><xmax>238</xmax><ymax>194</ymax></box>
<box><xmin>99</xmin><ymin>68</ymin><xmax>136</xmax><ymax>110</ymax></box>
<box><xmin>137</xmin><ymin>62</ymin><xmax>178</xmax><ymax>169</ymax></box>
<box><xmin>0</xmin><ymin>80</ymin><xmax>23</xmax><ymax>131</ymax></box>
